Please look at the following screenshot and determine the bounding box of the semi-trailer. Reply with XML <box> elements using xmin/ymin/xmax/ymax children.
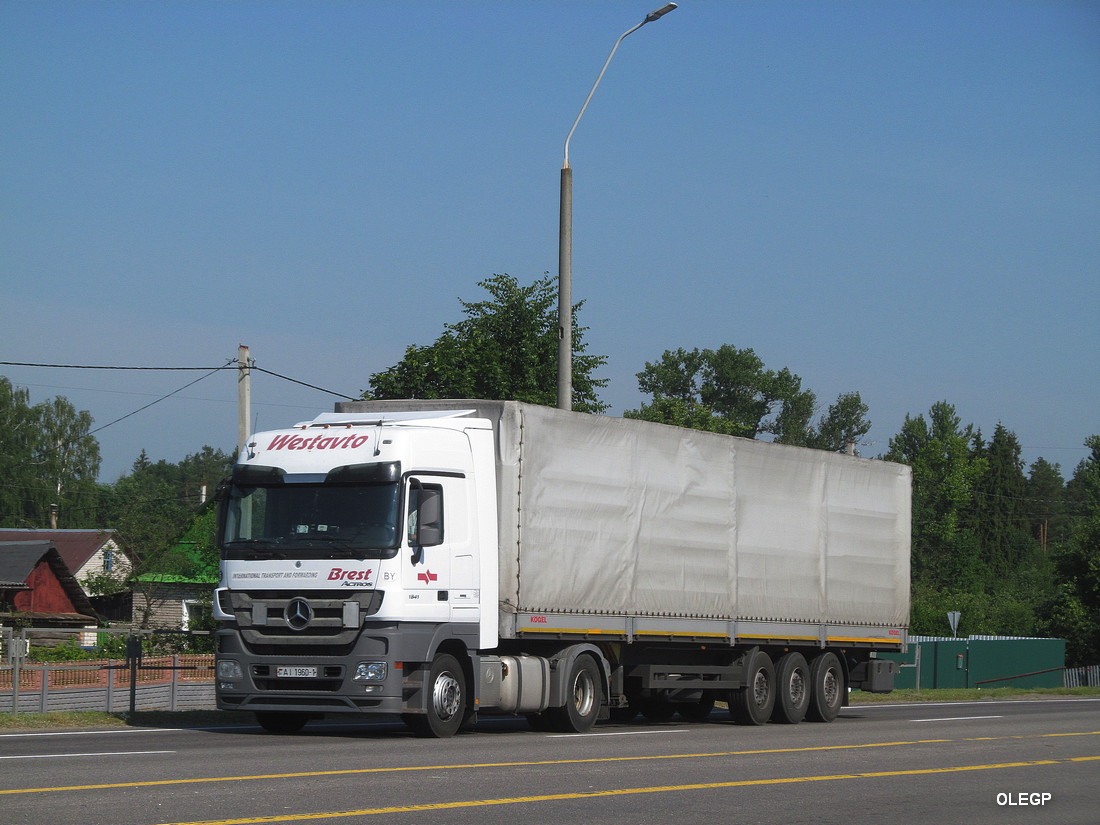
<box><xmin>213</xmin><ymin>400</ymin><xmax>909</xmax><ymax>737</ymax></box>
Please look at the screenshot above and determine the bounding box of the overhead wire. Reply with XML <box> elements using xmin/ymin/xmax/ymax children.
<box><xmin>87</xmin><ymin>362</ymin><xmax>234</xmax><ymax>434</ymax></box>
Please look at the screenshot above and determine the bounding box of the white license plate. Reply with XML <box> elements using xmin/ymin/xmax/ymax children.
<box><xmin>276</xmin><ymin>666</ymin><xmax>318</xmax><ymax>678</ymax></box>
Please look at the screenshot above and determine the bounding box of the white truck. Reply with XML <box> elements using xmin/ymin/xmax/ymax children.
<box><xmin>213</xmin><ymin>400</ymin><xmax>909</xmax><ymax>737</ymax></box>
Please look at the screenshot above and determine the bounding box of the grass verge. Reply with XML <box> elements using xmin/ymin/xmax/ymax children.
<box><xmin>848</xmin><ymin>686</ymin><xmax>1100</xmax><ymax>704</ymax></box>
<box><xmin>0</xmin><ymin>709</ymin><xmax>251</xmax><ymax>731</ymax></box>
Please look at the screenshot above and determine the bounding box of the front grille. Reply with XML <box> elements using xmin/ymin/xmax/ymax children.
<box><xmin>247</xmin><ymin>641</ymin><xmax>358</xmax><ymax>657</ymax></box>
<box><xmin>254</xmin><ymin>678</ymin><xmax>343</xmax><ymax>692</ymax></box>
<box><xmin>225</xmin><ymin>590</ymin><xmax>384</xmax><ymax>651</ymax></box>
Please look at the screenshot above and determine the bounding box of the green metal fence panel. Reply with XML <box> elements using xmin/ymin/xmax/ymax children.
<box><xmin>931</xmin><ymin>640</ymin><xmax>969</xmax><ymax>690</ymax></box>
<box><xmin>968</xmin><ymin>639</ymin><xmax>1066</xmax><ymax>689</ymax></box>
<box><xmin>876</xmin><ymin>637</ymin><xmax>1067</xmax><ymax>691</ymax></box>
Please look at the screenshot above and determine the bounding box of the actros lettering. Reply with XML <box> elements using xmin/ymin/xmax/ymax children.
<box><xmin>266</xmin><ymin>433</ymin><xmax>370</xmax><ymax>451</ymax></box>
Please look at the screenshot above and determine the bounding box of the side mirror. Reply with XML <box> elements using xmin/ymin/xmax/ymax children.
<box><xmin>408</xmin><ymin>483</ymin><xmax>444</xmax><ymax>548</ymax></box>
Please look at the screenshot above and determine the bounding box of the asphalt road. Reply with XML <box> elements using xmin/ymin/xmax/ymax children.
<box><xmin>1</xmin><ymin>699</ymin><xmax>1098</xmax><ymax>825</ymax></box>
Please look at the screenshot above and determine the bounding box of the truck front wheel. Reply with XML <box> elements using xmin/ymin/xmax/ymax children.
<box><xmin>806</xmin><ymin>651</ymin><xmax>844</xmax><ymax>723</ymax></box>
<box><xmin>405</xmin><ymin>654</ymin><xmax>468</xmax><ymax>738</ymax></box>
<box><xmin>729</xmin><ymin>650</ymin><xmax>775</xmax><ymax>726</ymax></box>
<box><xmin>547</xmin><ymin>654</ymin><xmax>601</xmax><ymax>733</ymax></box>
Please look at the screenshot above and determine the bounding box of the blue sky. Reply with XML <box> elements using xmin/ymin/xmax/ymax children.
<box><xmin>2</xmin><ymin>0</ymin><xmax>1097</xmax><ymax>482</ymax></box>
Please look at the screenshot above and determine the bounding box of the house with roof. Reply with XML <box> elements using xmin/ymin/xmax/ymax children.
<box><xmin>131</xmin><ymin>508</ymin><xmax>219</xmax><ymax>631</ymax></box>
<box><xmin>0</xmin><ymin>529</ymin><xmax>131</xmax><ymax>621</ymax></box>
<box><xmin>0</xmin><ymin>540</ymin><xmax>101</xmax><ymax>627</ymax></box>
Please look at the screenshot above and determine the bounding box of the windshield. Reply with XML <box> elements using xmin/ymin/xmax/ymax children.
<box><xmin>221</xmin><ymin>482</ymin><xmax>401</xmax><ymax>560</ymax></box>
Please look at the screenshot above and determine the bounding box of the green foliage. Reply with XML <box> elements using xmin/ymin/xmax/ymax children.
<box><xmin>366</xmin><ymin>273</ymin><xmax>609</xmax><ymax>413</ymax></box>
<box><xmin>1041</xmin><ymin>438</ymin><xmax>1100</xmax><ymax>665</ymax></box>
<box><xmin>625</xmin><ymin>345</ymin><xmax>870</xmax><ymax>450</ymax></box>
<box><xmin>0</xmin><ymin>377</ymin><xmax>101</xmax><ymax>527</ymax></box>
<box><xmin>910</xmin><ymin>584</ymin><xmax>1045</xmax><ymax>638</ymax></box>
<box><xmin>28</xmin><ymin>634</ymin><xmax>126</xmax><ymax>661</ymax></box>
<box><xmin>1027</xmin><ymin>457</ymin><xmax>1067</xmax><ymax>548</ymax></box>
<box><xmin>885</xmin><ymin>401</ymin><xmax>987</xmax><ymax>590</ymax></box>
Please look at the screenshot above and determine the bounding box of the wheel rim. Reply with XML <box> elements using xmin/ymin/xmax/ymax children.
<box><xmin>752</xmin><ymin>668</ymin><xmax>770</xmax><ymax>708</ymax></box>
<box><xmin>432</xmin><ymin>671</ymin><xmax>462</xmax><ymax>721</ymax></box>
<box><xmin>572</xmin><ymin>669</ymin><xmax>596</xmax><ymax>717</ymax></box>
<box><xmin>821</xmin><ymin>668</ymin><xmax>839</xmax><ymax>707</ymax></box>
<box><xmin>789</xmin><ymin>669</ymin><xmax>806</xmax><ymax>705</ymax></box>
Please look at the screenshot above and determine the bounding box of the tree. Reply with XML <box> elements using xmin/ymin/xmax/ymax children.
<box><xmin>0</xmin><ymin>377</ymin><xmax>37</xmax><ymax>525</ymax></box>
<box><xmin>1026</xmin><ymin>457</ymin><xmax>1066</xmax><ymax>551</ymax></box>
<box><xmin>971</xmin><ymin>424</ymin><xmax>1034</xmax><ymax>579</ymax></box>
<box><xmin>884</xmin><ymin>401</ymin><xmax>986</xmax><ymax>591</ymax></box>
<box><xmin>625</xmin><ymin>345</ymin><xmax>870</xmax><ymax>451</ymax></box>
<box><xmin>1043</xmin><ymin>436</ymin><xmax>1100</xmax><ymax>665</ymax></box>
<box><xmin>366</xmin><ymin>273</ymin><xmax>608</xmax><ymax>413</ymax></box>
<box><xmin>805</xmin><ymin>392</ymin><xmax>873</xmax><ymax>453</ymax></box>
<box><xmin>626</xmin><ymin>346</ymin><xmax>816</xmax><ymax>440</ymax></box>
<box><xmin>0</xmin><ymin>377</ymin><xmax>101</xmax><ymax>527</ymax></box>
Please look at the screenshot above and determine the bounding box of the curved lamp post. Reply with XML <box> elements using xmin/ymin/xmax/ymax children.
<box><xmin>557</xmin><ymin>3</ymin><xmax>678</xmax><ymax>410</ymax></box>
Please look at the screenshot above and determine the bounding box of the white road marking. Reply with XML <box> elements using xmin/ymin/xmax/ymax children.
<box><xmin>547</xmin><ymin>729</ymin><xmax>690</xmax><ymax>738</ymax></box>
<box><xmin>0</xmin><ymin>750</ymin><xmax>174</xmax><ymax>759</ymax></box>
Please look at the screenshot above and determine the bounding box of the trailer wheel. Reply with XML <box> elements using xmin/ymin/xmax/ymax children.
<box><xmin>255</xmin><ymin>712</ymin><xmax>308</xmax><ymax>734</ymax></box>
<box><xmin>547</xmin><ymin>654</ymin><xmax>601</xmax><ymax>733</ymax></box>
<box><xmin>729</xmin><ymin>650</ymin><xmax>775</xmax><ymax>726</ymax></box>
<box><xmin>405</xmin><ymin>654</ymin><xmax>467</xmax><ymax>738</ymax></box>
<box><xmin>771</xmin><ymin>652</ymin><xmax>810</xmax><ymax>724</ymax></box>
<box><xmin>806</xmin><ymin>652</ymin><xmax>844</xmax><ymax>723</ymax></box>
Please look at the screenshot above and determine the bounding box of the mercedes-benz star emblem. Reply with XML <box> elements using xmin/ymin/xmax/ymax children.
<box><xmin>284</xmin><ymin>598</ymin><xmax>313</xmax><ymax>631</ymax></box>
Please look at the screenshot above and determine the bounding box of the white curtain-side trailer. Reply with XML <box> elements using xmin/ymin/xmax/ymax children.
<box><xmin>213</xmin><ymin>400</ymin><xmax>910</xmax><ymax>737</ymax></box>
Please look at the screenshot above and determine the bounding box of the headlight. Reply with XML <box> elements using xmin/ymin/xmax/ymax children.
<box><xmin>353</xmin><ymin>661</ymin><xmax>387</xmax><ymax>682</ymax></box>
<box><xmin>217</xmin><ymin>659</ymin><xmax>244</xmax><ymax>680</ymax></box>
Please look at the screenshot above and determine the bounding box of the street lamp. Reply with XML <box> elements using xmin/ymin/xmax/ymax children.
<box><xmin>557</xmin><ymin>3</ymin><xmax>678</xmax><ymax>410</ymax></box>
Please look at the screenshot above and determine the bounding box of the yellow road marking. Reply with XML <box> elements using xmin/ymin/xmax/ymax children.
<box><xmin>154</xmin><ymin>755</ymin><xmax>1100</xmax><ymax>825</ymax></box>
<box><xmin>2</xmin><ymin>730</ymin><xmax>1097</xmax><ymax>797</ymax></box>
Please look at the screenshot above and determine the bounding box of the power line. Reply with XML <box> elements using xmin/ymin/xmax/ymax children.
<box><xmin>0</xmin><ymin>361</ymin><xmax>234</xmax><ymax>371</ymax></box>
<box><xmin>89</xmin><ymin>364</ymin><xmax>232</xmax><ymax>434</ymax></box>
<box><xmin>250</xmin><ymin>366</ymin><xmax>357</xmax><ymax>400</ymax></box>
<box><xmin>2</xmin><ymin>359</ymin><xmax>358</xmax><ymax>400</ymax></box>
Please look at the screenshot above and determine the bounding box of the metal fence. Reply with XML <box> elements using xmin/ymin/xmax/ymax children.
<box><xmin>0</xmin><ymin>655</ymin><xmax>215</xmax><ymax>713</ymax></box>
<box><xmin>1</xmin><ymin>625</ymin><xmax>215</xmax><ymax>714</ymax></box>
<box><xmin>1064</xmin><ymin>665</ymin><xmax>1100</xmax><ymax>688</ymax></box>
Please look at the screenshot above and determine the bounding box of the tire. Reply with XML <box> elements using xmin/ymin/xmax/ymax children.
<box><xmin>806</xmin><ymin>651</ymin><xmax>844</xmax><ymax>723</ymax></box>
<box><xmin>771</xmin><ymin>652</ymin><xmax>810</xmax><ymax>724</ymax></box>
<box><xmin>255</xmin><ymin>712</ymin><xmax>308</xmax><ymax>734</ymax></box>
<box><xmin>546</xmin><ymin>655</ymin><xmax>601</xmax><ymax>733</ymax></box>
<box><xmin>677</xmin><ymin>693</ymin><xmax>716</xmax><ymax>722</ymax></box>
<box><xmin>729</xmin><ymin>649</ymin><xmax>775</xmax><ymax>726</ymax></box>
<box><xmin>405</xmin><ymin>653</ymin><xmax>468</xmax><ymax>738</ymax></box>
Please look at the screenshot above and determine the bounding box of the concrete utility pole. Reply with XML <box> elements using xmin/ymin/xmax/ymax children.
<box><xmin>237</xmin><ymin>344</ymin><xmax>252</xmax><ymax>454</ymax></box>
<box><xmin>557</xmin><ymin>3</ymin><xmax>678</xmax><ymax>410</ymax></box>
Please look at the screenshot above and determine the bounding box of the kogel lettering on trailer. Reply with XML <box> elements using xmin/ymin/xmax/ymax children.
<box><xmin>266</xmin><ymin>433</ymin><xmax>371</xmax><ymax>451</ymax></box>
